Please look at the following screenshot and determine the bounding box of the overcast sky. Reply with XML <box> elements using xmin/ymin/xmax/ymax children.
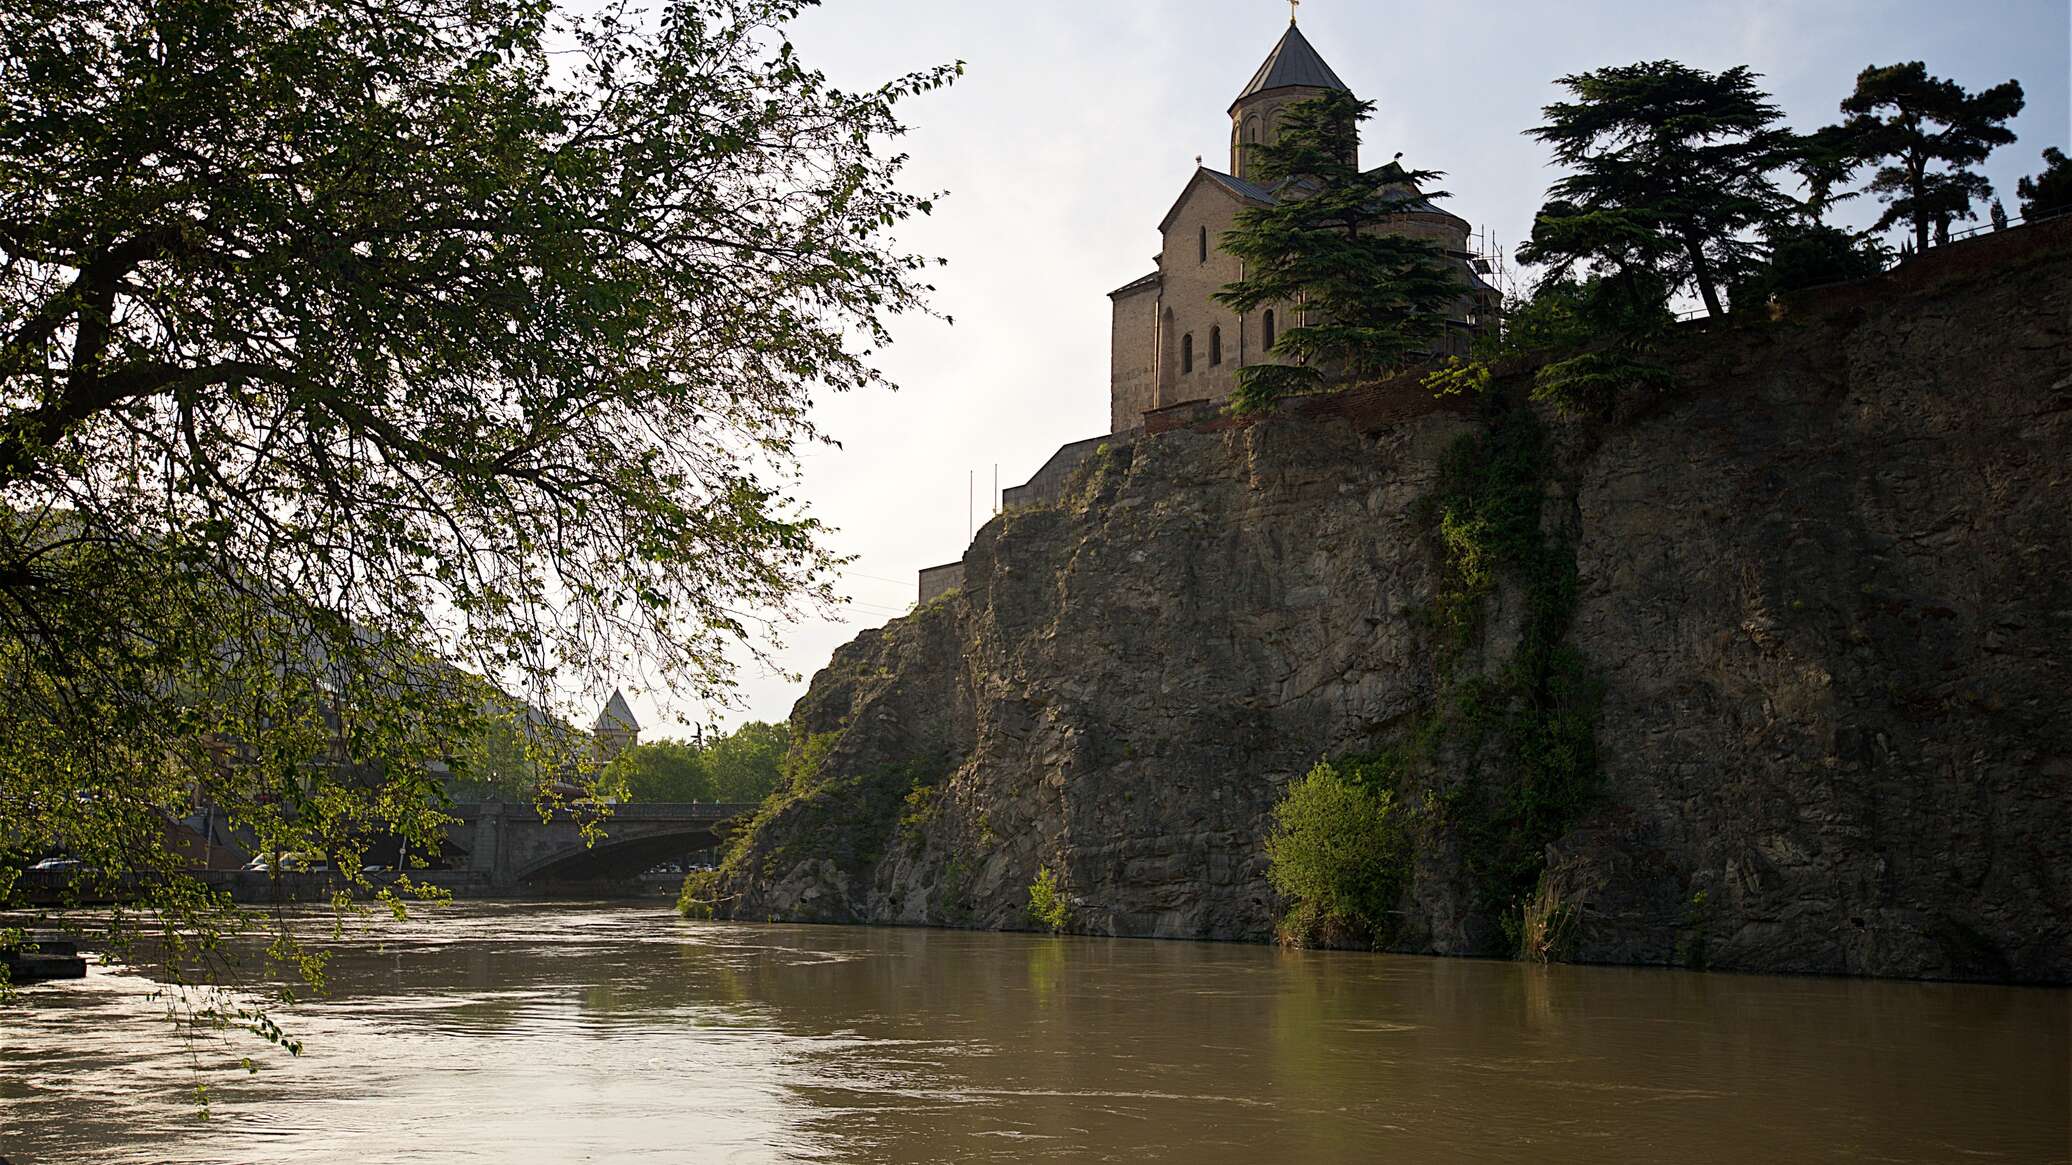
<box><xmin>627</xmin><ymin>0</ymin><xmax>2070</xmax><ymax>737</ymax></box>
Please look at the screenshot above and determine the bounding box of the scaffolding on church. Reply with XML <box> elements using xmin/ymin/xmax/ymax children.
<box><xmin>1467</xmin><ymin>224</ymin><xmax>1525</xmax><ymax>306</ymax></box>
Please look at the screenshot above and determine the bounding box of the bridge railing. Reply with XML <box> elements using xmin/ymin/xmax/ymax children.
<box><xmin>445</xmin><ymin>801</ymin><xmax>755</xmax><ymax>820</ymax></box>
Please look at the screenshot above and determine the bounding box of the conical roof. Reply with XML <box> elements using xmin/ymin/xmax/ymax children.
<box><xmin>1232</xmin><ymin>22</ymin><xmax>1348</xmax><ymax>111</ymax></box>
<box><xmin>594</xmin><ymin>688</ymin><xmax>639</xmax><ymax>733</ymax></box>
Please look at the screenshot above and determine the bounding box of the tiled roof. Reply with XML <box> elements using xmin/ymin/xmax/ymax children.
<box><xmin>1234</xmin><ymin>23</ymin><xmax>1349</xmax><ymax>107</ymax></box>
<box><xmin>1109</xmin><ymin>270</ymin><xmax>1162</xmax><ymax>298</ymax></box>
<box><xmin>1201</xmin><ymin>168</ymin><xmax>1280</xmax><ymax>205</ymax></box>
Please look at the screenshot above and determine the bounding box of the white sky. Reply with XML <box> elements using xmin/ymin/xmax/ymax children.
<box><xmin>629</xmin><ymin>0</ymin><xmax>2071</xmax><ymax>737</ymax></box>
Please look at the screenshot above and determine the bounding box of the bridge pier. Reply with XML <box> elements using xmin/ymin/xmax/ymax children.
<box><xmin>471</xmin><ymin>802</ymin><xmax>509</xmax><ymax>889</ymax></box>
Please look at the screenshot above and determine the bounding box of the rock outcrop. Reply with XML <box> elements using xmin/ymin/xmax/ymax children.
<box><xmin>711</xmin><ymin>219</ymin><xmax>2072</xmax><ymax>984</ymax></box>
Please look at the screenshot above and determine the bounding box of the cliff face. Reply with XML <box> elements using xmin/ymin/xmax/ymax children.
<box><xmin>715</xmin><ymin>221</ymin><xmax>2072</xmax><ymax>983</ymax></box>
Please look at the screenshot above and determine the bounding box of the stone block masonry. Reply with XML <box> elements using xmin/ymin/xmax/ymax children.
<box><xmin>917</xmin><ymin>561</ymin><xmax>965</xmax><ymax>605</ymax></box>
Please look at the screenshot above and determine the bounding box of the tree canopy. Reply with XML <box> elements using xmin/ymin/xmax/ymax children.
<box><xmin>0</xmin><ymin>0</ymin><xmax>954</xmax><ymax>995</ymax></box>
<box><xmin>1838</xmin><ymin>61</ymin><xmax>2024</xmax><ymax>248</ymax></box>
<box><xmin>2016</xmin><ymin>148</ymin><xmax>2072</xmax><ymax>220</ymax></box>
<box><xmin>1790</xmin><ymin>123</ymin><xmax>1869</xmax><ymax>223</ymax></box>
<box><xmin>1520</xmin><ymin>61</ymin><xmax>1797</xmax><ymax>319</ymax></box>
<box><xmin>1213</xmin><ymin>90</ymin><xmax>1460</xmax><ymax>414</ymax></box>
<box><xmin>602</xmin><ymin>721</ymin><xmax>788</xmax><ymax>804</ymax></box>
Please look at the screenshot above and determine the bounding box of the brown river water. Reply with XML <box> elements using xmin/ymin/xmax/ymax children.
<box><xmin>0</xmin><ymin>902</ymin><xmax>2064</xmax><ymax>1163</ymax></box>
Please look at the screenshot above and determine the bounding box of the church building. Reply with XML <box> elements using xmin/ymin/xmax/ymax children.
<box><xmin>1104</xmin><ymin>18</ymin><xmax>1497</xmax><ymax>433</ymax></box>
<box><xmin>920</xmin><ymin>17</ymin><xmax>1498</xmax><ymax>602</ymax></box>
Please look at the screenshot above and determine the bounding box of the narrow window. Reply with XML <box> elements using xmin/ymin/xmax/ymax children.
<box><xmin>1263</xmin><ymin>309</ymin><xmax>1277</xmax><ymax>352</ymax></box>
<box><xmin>1182</xmin><ymin>333</ymin><xmax>1194</xmax><ymax>374</ymax></box>
<box><xmin>1198</xmin><ymin>226</ymin><xmax>1209</xmax><ymax>264</ymax></box>
<box><xmin>1210</xmin><ymin>326</ymin><xmax>1223</xmax><ymax>367</ymax></box>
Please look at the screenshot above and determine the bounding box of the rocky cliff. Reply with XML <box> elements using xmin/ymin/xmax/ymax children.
<box><xmin>708</xmin><ymin>219</ymin><xmax>2072</xmax><ymax>984</ymax></box>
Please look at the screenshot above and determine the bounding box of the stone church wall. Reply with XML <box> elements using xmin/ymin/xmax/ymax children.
<box><xmin>1108</xmin><ymin>280</ymin><xmax>1159</xmax><ymax>433</ymax></box>
<box><xmin>1157</xmin><ymin>189</ymin><xmax>1256</xmax><ymax>409</ymax></box>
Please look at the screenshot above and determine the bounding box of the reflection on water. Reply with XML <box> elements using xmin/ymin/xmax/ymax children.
<box><xmin>0</xmin><ymin>903</ymin><xmax>2064</xmax><ymax>1164</ymax></box>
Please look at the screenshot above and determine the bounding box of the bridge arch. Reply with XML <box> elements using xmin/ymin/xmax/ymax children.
<box><xmin>508</xmin><ymin>824</ymin><xmax>732</xmax><ymax>884</ymax></box>
<box><xmin>447</xmin><ymin>802</ymin><xmax>754</xmax><ymax>889</ymax></box>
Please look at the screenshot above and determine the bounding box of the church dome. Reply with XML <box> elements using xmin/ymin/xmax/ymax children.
<box><xmin>1230</xmin><ymin>22</ymin><xmax>1348</xmax><ymax>113</ymax></box>
<box><xmin>1228</xmin><ymin>21</ymin><xmax>1353</xmax><ymax>179</ymax></box>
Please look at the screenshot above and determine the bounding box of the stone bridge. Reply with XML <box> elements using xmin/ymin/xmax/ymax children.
<box><xmin>444</xmin><ymin>802</ymin><xmax>754</xmax><ymax>889</ymax></box>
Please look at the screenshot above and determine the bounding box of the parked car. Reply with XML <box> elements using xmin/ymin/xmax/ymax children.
<box><xmin>29</xmin><ymin>857</ymin><xmax>83</xmax><ymax>874</ymax></box>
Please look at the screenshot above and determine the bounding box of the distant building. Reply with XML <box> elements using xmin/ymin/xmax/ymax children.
<box><xmin>593</xmin><ymin>688</ymin><xmax>640</xmax><ymax>761</ymax></box>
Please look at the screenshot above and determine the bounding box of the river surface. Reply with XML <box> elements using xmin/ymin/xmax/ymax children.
<box><xmin>0</xmin><ymin>902</ymin><xmax>2064</xmax><ymax>1163</ymax></box>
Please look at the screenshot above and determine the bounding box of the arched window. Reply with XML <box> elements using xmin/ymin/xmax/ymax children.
<box><xmin>1198</xmin><ymin>226</ymin><xmax>1209</xmax><ymax>264</ymax></box>
<box><xmin>1209</xmin><ymin>326</ymin><xmax>1223</xmax><ymax>367</ymax></box>
<box><xmin>1181</xmin><ymin>333</ymin><xmax>1195</xmax><ymax>374</ymax></box>
<box><xmin>1263</xmin><ymin>309</ymin><xmax>1277</xmax><ymax>352</ymax></box>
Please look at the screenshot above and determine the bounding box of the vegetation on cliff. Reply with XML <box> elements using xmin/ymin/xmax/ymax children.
<box><xmin>1264</xmin><ymin>761</ymin><xmax>1412</xmax><ymax>945</ymax></box>
<box><xmin>680</xmin><ymin>604</ymin><xmax>967</xmax><ymax>922</ymax></box>
<box><xmin>1266</xmin><ymin>384</ymin><xmax>1602</xmax><ymax>952</ymax></box>
<box><xmin>1025</xmin><ymin>868</ymin><xmax>1070</xmax><ymax>934</ymax></box>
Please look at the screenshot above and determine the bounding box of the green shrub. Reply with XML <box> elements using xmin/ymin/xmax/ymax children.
<box><xmin>1026</xmin><ymin>866</ymin><xmax>1069</xmax><ymax>933</ymax></box>
<box><xmin>677</xmin><ymin>868</ymin><xmax>721</xmax><ymax>920</ymax></box>
<box><xmin>899</xmin><ymin>784</ymin><xmax>940</xmax><ymax>832</ymax></box>
<box><xmin>1264</xmin><ymin>761</ymin><xmax>1412</xmax><ymax>944</ymax></box>
<box><xmin>1530</xmin><ymin>351</ymin><xmax>1673</xmax><ymax>419</ymax></box>
<box><xmin>1731</xmin><ymin>220</ymin><xmax>1890</xmax><ymax>305</ymax></box>
<box><xmin>1423</xmin><ymin>355</ymin><xmax>1494</xmax><ymax>399</ymax></box>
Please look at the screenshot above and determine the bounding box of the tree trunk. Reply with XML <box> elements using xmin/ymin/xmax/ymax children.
<box><xmin>1683</xmin><ymin>235</ymin><xmax>1725</xmax><ymax>318</ymax></box>
<box><xmin>1911</xmin><ymin>155</ymin><xmax>1932</xmax><ymax>251</ymax></box>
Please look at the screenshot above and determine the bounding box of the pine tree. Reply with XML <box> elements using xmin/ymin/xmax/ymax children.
<box><xmin>1840</xmin><ymin>62</ymin><xmax>2024</xmax><ymax>250</ymax></box>
<box><xmin>1792</xmin><ymin>123</ymin><xmax>1868</xmax><ymax>223</ymax></box>
<box><xmin>1214</xmin><ymin>91</ymin><xmax>1461</xmax><ymax>415</ymax></box>
<box><xmin>2016</xmin><ymin>148</ymin><xmax>2072</xmax><ymax>220</ymax></box>
<box><xmin>1520</xmin><ymin>61</ymin><xmax>1797</xmax><ymax>319</ymax></box>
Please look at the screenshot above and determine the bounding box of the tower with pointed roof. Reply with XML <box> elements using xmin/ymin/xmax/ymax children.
<box><xmin>593</xmin><ymin>688</ymin><xmax>640</xmax><ymax>761</ymax></box>
<box><xmin>1229</xmin><ymin>20</ymin><xmax>1349</xmax><ymax>181</ymax></box>
<box><xmin>1103</xmin><ymin>17</ymin><xmax>1496</xmax><ymax>434</ymax></box>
